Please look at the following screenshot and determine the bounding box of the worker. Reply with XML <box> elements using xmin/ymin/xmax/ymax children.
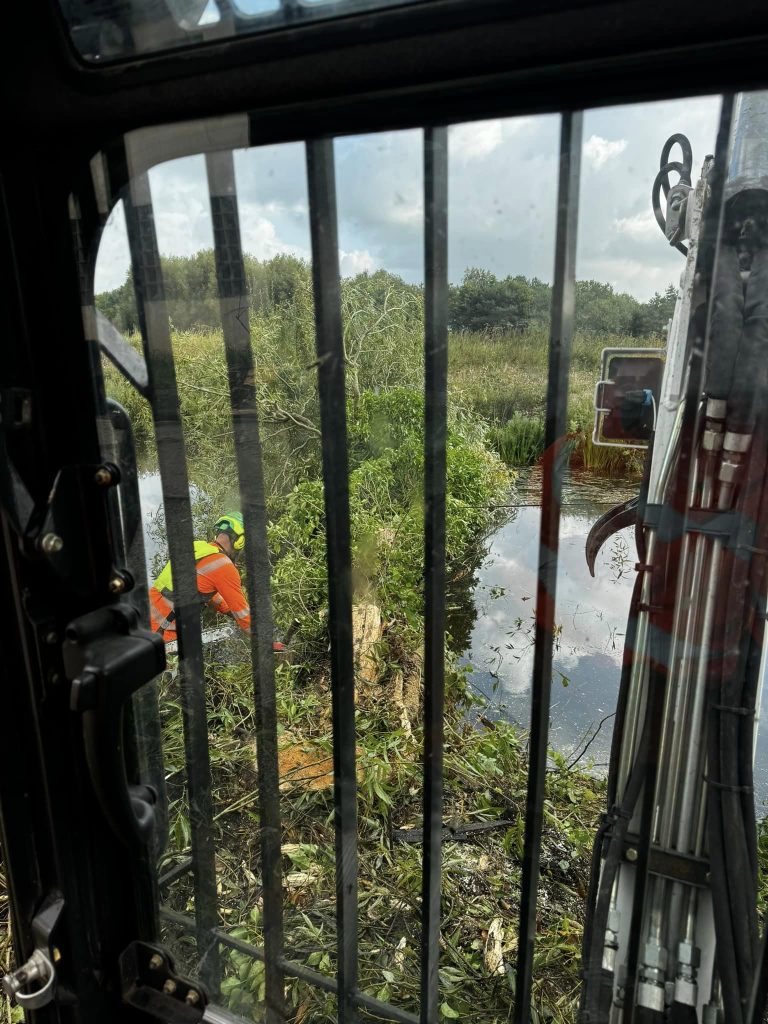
<box><xmin>149</xmin><ymin>511</ymin><xmax>284</xmax><ymax>650</ymax></box>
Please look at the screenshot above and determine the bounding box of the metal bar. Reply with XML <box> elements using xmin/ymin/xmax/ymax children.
<box><xmin>122</xmin><ymin>167</ymin><xmax>220</xmax><ymax>992</ymax></box>
<box><xmin>97</xmin><ymin>310</ymin><xmax>150</xmax><ymax>398</ymax></box>
<box><xmin>158</xmin><ymin>856</ymin><xmax>194</xmax><ymax>890</ymax></box>
<box><xmin>513</xmin><ymin>109</ymin><xmax>583</xmax><ymax>1024</ymax></box>
<box><xmin>305</xmin><ymin>137</ymin><xmax>359</xmax><ymax>1024</ymax></box>
<box><xmin>354</xmin><ymin>989</ymin><xmax>420</xmax><ymax>1024</ymax></box>
<box><xmin>748</xmin><ymin>916</ymin><xmax>768</xmax><ymax>1024</ymax></box>
<box><xmin>419</xmin><ymin>125</ymin><xmax>448</xmax><ymax>1024</ymax></box>
<box><xmin>163</xmin><ymin>910</ymin><xmax>420</xmax><ymax>1024</ymax></box>
<box><xmin>205</xmin><ymin>149</ymin><xmax>285</xmax><ymax>1024</ymax></box>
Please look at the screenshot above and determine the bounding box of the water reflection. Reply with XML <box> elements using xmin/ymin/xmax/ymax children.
<box><xmin>459</xmin><ymin>470</ymin><xmax>768</xmax><ymax>807</ymax></box>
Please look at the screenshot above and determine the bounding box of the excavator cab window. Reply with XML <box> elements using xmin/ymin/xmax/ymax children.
<box><xmin>5</xmin><ymin>5</ymin><xmax>768</xmax><ymax>1024</ymax></box>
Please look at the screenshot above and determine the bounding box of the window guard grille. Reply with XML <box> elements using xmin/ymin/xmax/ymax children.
<box><xmin>73</xmin><ymin>96</ymin><xmax>768</xmax><ymax>1024</ymax></box>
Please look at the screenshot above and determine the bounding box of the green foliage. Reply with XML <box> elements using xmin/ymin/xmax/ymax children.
<box><xmin>450</xmin><ymin>328</ymin><xmax>643</xmax><ymax>476</ymax></box>
<box><xmin>489</xmin><ymin>415</ymin><xmax>546</xmax><ymax>466</ymax></box>
<box><xmin>629</xmin><ymin>283</ymin><xmax>677</xmax><ymax>338</ymax></box>
<box><xmin>96</xmin><ymin>251</ymin><xmax>675</xmax><ymax>343</ymax></box>
<box><xmin>95</xmin><ymin>252</ymin><xmax>421</xmax><ymax>339</ymax></box>
<box><xmin>269</xmin><ymin>387</ymin><xmax>510</xmax><ymax>650</ymax></box>
<box><xmin>102</xmin><ymin>259</ymin><xmax>430</xmax><ymax>502</ymax></box>
<box><xmin>449</xmin><ymin>267</ymin><xmax>532</xmax><ymax>333</ymax></box>
<box><xmin>444</xmin><ymin>265</ymin><xmax>675</xmax><ymax>339</ymax></box>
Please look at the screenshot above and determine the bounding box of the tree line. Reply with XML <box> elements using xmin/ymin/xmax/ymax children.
<box><xmin>96</xmin><ymin>250</ymin><xmax>676</xmax><ymax>339</ymax></box>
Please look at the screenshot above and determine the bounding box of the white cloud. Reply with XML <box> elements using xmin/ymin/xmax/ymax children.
<box><xmin>449</xmin><ymin>117</ymin><xmax>532</xmax><ymax>164</ymax></box>
<box><xmin>450</xmin><ymin>120</ymin><xmax>504</xmax><ymax>162</ymax></box>
<box><xmin>581</xmin><ymin>256</ymin><xmax>682</xmax><ymax>300</ymax></box>
<box><xmin>388</xmin><ymin>192</ymin><xmax>423</xmax><ymax>226</ymax></box>
<box><xmin>340</xmin><ymin>249</ymin><xmax>375</xmax><ymax>277</ymax></box>
<box><xmin>238</xmin><ymin>204</ymin><xmax>309</xmax><ymax>262</ymax></box>
<box><xmin>612</xmin><ymin>210</ymin><xmax>659</xmax><ymax>241</ymax></box>
<box><xmin>583</xmin><ymin>134</ymin><xmax>628</xmax><ymax>170</ymax></box>
<box><xmin>93</xmin><ymin>96</ymin><xmax>723</xmax><ymax>302</ymax></box>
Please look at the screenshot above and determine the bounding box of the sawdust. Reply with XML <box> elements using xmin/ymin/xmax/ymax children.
<box><xmin>277</xmin><ymin>736</ymin><xmax>363</xmax><ymax>792</ymax></box>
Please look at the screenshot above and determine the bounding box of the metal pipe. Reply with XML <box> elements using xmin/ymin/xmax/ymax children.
<box><xmin>513</xmin><ymin>109</ymin><xmax>583</xmax><ymax>1024</ymax></box>
<box><xmin>122</xmin><ymin>164</ymin><xmax>220</xmax><ymax>991</ymax></box>
<box><xmin>420</xmin><ymin>125</ymin><xmax>449</xmax><ymax>1024</ymax></box>
<box><xmin>205</xmin><ymin>149</ymin><xmax>285</xmax><ymax>1023</ymax></box>
<box><xmin>653</xmin><ymin>452</ymin><xmax>701</xmax><ymax>847</ymax></box>
<box><xmin>305</xmin><ymin>137</ymin><xmax>359</xmax><ymax>1024</ymax></box>
<box><xmin>726</xmin><ymin>91</ymin><xmax>768</xmax><ymax>198</ymax></box>
<box><xmin>617</xmin><ymin>401</ymin><xmax>684</xmax><ymax>799</ymax></box>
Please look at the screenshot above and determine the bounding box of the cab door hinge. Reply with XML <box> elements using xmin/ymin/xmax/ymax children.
<box><xmin>120</xmin><ymin>941</ymin><xmax>208</xmax><ymax>1022</ymax></box>
<box><xmin>1</xmin><ymin>892</ymin><xmax>64</xmax><ymax>1011</ymax></box>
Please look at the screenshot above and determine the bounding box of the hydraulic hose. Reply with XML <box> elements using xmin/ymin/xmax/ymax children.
<box><xmin>652</xmin><ymin>134</ymin><xmax>693</xmax><ymax>257</ymax></box>
<box><xmin>706</xmin><ymin>245</ymin><xmax>743</xmax><ymax>401</ymax></box>
<box><xmin>580</xmin><ymin>440</ymin><xmax>660</xmax><ymax>1022</ymax></box>
<box><xmin>606</xmin><ymin>572</ymin><xmax>643</xmax><ymax>808</ymax></box>
<box><xmin>579</xmin><ymin>697</ymin><xmax>653</xmax><ymax>1024</ymax></box>
<box><xmin>728</xmin><ymin>247</ymin><xmax>768</xmax><ymax>432</ymax></box>
<box><xmin>608</xmin><ymin>440</ymin><xmax>653</xmax><ymax>807</ymax></box>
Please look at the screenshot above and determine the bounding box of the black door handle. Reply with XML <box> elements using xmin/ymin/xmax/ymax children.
<box><xmin>63</xmin><ymin>603</ymin><xmax>166</xmax><ymax>848</ymax></box>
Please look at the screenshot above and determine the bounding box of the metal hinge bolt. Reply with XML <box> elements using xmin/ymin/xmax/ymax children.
<box><xmin>39</xmin><ymin>533</ymin><xmax>63</xmax><ymax>555</ymax></box>
<box><xmin>94</xmin><ymin>465</ymin><xmax>118</xmax><ymax>487</ymax></box>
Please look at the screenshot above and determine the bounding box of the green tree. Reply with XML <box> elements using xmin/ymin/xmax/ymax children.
<box><xmin>527</xmin><ymin>276</ymin><xmax>553</xmax><ymax>328</ymax></box>
<box><xmin>449</xmin><ymin>268</ymin><xmax>532</xmax><ymax>333</ymax></box>
<box><xmin>630</xmin><ymin>284</ymin><xmax>677</xmax><ymax>338</ymax></box>
<box><xmin>574</xmin><ymin>279</ymin><xmax>639</xmax><ymax>336</ymax></box>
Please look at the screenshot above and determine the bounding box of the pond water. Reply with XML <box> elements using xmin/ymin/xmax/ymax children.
<box><xmin>137</xmin><ymin>471</ymin><xmax>207</xmax><ymax>575</ymax></box>
<box><xmin>458</xmin><ymin>468</ymin><xmax>768</xmax><ymax>808</ymax></box>
<box><xmin>452</xmin><ymin>469</ymin><xmax>637</xmax><ymax>767</ymax></box>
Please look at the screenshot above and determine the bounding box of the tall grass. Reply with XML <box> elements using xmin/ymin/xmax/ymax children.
<box><xmin>450</xmin><ymin>328</ymin><xmax>644</xmax><ymax>476</ymax></box>
<box><xmin>489</xmin><ymin>414</ymin><xmax>546</xmax><ymax>466</ymax></box>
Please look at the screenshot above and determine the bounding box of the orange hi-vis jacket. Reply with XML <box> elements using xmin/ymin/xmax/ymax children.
<box><xmin>149</xmin><ymin>540</ymin><xmax>251</xmax><ymax>643</ymax></box>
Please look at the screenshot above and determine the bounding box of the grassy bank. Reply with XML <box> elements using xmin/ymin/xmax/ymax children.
<box><xmin>104</xmin><ymin>312</ymin><xmax>643</xmax><ymax>505</ymax></box>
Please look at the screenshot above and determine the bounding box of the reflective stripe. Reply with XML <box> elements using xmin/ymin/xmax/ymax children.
<box><xmin>196</xmin><ymin>556</ymin><xmax>230</xmax><ymax>577</ymax></box>
<box><xmin>232</xmin><ymin>608</ymin><xmax>249</xmax><ymax>620</ymax></box>
<box><xmin>150</xmin><ymin>604</ymin><xmax>174</xmax><ymax>632</ymax></box>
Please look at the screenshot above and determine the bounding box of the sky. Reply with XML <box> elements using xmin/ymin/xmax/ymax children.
<box><xmin>95</xmin><ymin>95</ymin><xmax>722</xmax><ymax>302</ymax></box>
